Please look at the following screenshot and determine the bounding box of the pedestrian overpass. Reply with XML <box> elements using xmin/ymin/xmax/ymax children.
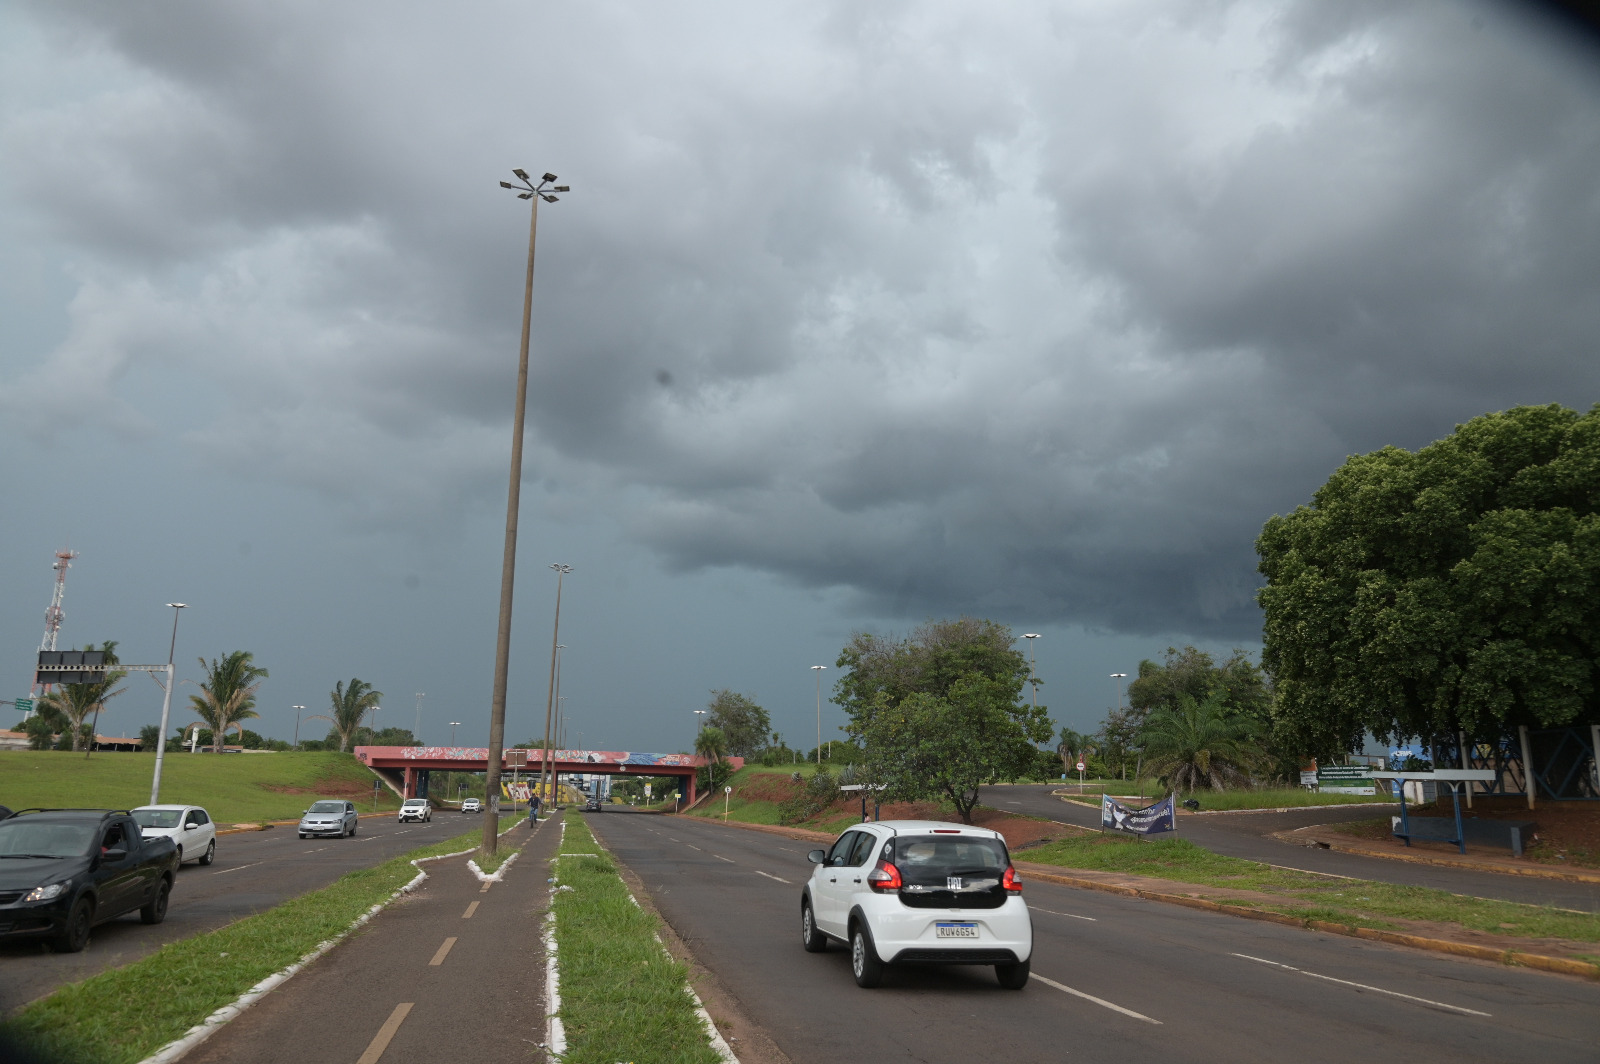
<box><xmin>354</xmin><ymin>746</ymin><xmax>743</xmax><ymax>807</ymax></box>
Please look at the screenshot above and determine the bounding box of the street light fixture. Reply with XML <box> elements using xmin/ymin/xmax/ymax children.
<box><xmin>482</xmin><ymin>168</ymin><xmax>570</xmax><ymax>856</ymax></box>
<box><xmin>148</xmin><ymin>603</ymin><xmax>187</xmax><ymax>805</ymax></box>
<box><xmin>1111</xmin><ymin>673</ymin><xmax>1128</xmax><ymax>711</ymax></box>
<box><xmin>448</xmin><ymin>721</ymin><xmax>463</xmax><ymax>745</ymax></box>
<box><xmin>811</xmin><ymin>665</ymin><xmax>828</xmax><ymax>765</ymax></box>
<box><xmin>1023</xmin><ymin>634</ymin><xmax>1041</xmax><ymax>709</ymax></box>
<box><xmin>694</xmin><ymin>709</ymin><xmax>707</xmax><ymax>733</ymax></box>
<box><xmin>292</xmin><ymin>705</ymin><xmax>306</xmax><ymax>747</ymax></box>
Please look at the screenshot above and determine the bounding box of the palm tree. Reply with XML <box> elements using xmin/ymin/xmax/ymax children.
<box><xmin>189</xmin><ymin>651</ymin><xmax>269</xmax><ymax>753</ymax></box>
<box><xmin>328</xmin><ymin>678</ymin><xmax>383</xmax><ymax>752</ymax></box>
<box><xmin>38</xmin><ymin>641</ymin><xmax>126</xmax><ymax>752</ymax></box>
<box><xmin>1139</xmin><ymin>691</ymin><xmax>1264</xmax><ymax>794</ymax></box>
<box><xmin>695</xmin><ymin>725</ymin><xmax>729</xmax><ymax>789</ymax></box>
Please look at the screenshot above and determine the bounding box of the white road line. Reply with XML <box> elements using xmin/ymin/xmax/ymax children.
<box><xmin>1034</xmin><ymin>974</ymin><xmax>1161</xmax><ymax>1023</ymax></box>
<box><xmin>687</xmin><ymin>843</ymin><xmax>701</xmax><ymax>850</ymax></box>
<box><xmin>1231</xmin><ymin>954</ymin><xmax>1491</xmax><ymax>1017</ymax></box>
<box><xmin>712</xmin><ymin>854</ymin><xmax>736</xmax><ymax>863</ymax></box>
<box><xmin>1033</xmin><ymin>907</ymin><xmax>1097</xmax><ymax>921</ymax></box>
<box><xmin>212</xmin><ymin>861</ymin><xmax>263</xmax><ymax>875</ymax></box>
<box><xmin>754</xmin><ymin>870</ymin><xmax>791</xmax><ymax>884</ymax></box>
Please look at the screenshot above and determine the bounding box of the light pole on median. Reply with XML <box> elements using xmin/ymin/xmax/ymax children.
<box><xmin>1023</xmin><ymin>633</ymin><xmax>1041</xmax><ymax>709</ymax></box>
<box><xmin>1111</xmin><ymin>673</ymin><xmax>1128</xmax><ymax>711</ymax></box>
<box><xmin>538</xmin><ymin>569</ymin><xmax>572</xmax><ymax>814</ymax></box>
<box><xmin>149</xmin><ymin>603</ymin><xmax>187</xmax><ymax>805</ymax></box>
<box><xmin>292</xmin><ymin>705</ymin><xmax>306</xmax><ymax>747</ymax></box>
<box><xmin>449</xmin><ymin>721</ymin><xmax>462</xmax><ymax>745</ymax></box>
<box><xmin>483</xmin><ymin>169</ymin><xmax>569</xmax><ymax>857</ymax></box>
<box><xmin>811</xmin><ymin>665</ymin><xmax>828</xmax><ymax>765</ymax></box>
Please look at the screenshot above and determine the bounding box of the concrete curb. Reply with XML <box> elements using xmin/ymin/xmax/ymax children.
<box><xmin>1272</xmin><ymin>828</ymin><xmax>1600</xmax><ymax>885</ymax></box>
<box><xmin>1013</xmin><ymin>864</ymin><xmax>1599</xmax><ymax>982</ymax></box>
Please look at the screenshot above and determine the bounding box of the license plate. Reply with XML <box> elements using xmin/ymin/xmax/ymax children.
<box><xmin>936</xmin><ymin>922</ymin><xmax>978</xmax><ymax>938</ymax></box>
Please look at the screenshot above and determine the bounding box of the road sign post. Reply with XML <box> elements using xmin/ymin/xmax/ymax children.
<box><xmin>723</xmin><ymin>784</ymin><xmax>732</xmax><ymax>821</ymax></box>
<box><xmin>1077</xmin><ymin>761</ymin><xmax>1086</xmax><ymax>792</ymax></box>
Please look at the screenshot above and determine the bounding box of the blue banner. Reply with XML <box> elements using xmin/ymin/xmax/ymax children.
<box><xmin>1101</xmin><ymin>794</ymin><xmax>1177</xmax><ymax>835</ymax></box>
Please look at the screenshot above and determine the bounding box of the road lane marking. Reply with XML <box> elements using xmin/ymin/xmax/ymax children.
<box><xmin>754</xmin><ymin>870</ymin><xmax>791</xmax><ymax>884</ymax></box>
<box><xmin>713</xmin><ymin>854</ymin><xmax>736</xmax><ymax>863</ymax></box>
<box><xmin>1034</xmin><ymin>908</ymin><xmax>1097</xmax><ymax>921</ymax></box>
<box><xmin>356</xmin><ymin>1002</ymin><xmax>413</xmax><ymax>1064</ymax></box>
<box><xmin>480</xmin><ymin>880</ymin><xmax>492</xmax><ymax>893</ymax></box>
<box><xmin>463</xmin><ymin>902</ymin><xmax>479</xmax><ymax>918</ymax></box>
<box><xmin>212</xmin><ymin>861</ymin><xmax>263</xmax><ymax>875</ymax></box>
<box><xmin>1230</xmin><ymin>955</ymin><xmax>1490</xmax><ymax>1016</ymax></box>
<box><xmin>1033</xmin><ymin>974</ymin><xmax>1161</xmax><ymax>1024</ymax></box>
<box><xmin>429</xmin><ymin>937</ymin><xmax>458</xmax><ymax>966</ymax></box>
<box><xmin>687</xmin><ymin>844</ymin><xmax>703</xmax><ymax>851</ymax></box>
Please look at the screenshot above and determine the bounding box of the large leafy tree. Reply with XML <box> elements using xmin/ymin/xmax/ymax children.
<box><xmin>1258</xmin><ymin>404</ymin><xmax>1600</xmax><ymax>759</ymax></box>
<box><xmin>838</xmin><ymin>618</ymin><xmax>1050</xmax><ymax>823</ymax></box>
<box><xmin>38</xmin><ymin>641</ymin><xmax>126</xmax><ymax>752</ymax></box>
<box><xmin>326</xmin><ymin>678</ymin><xmax>383</xmax><ymax>752</ymax></box>
<box><xmin>1140</xmin><ymin>692</ymin><xmax>1264</xmax><ymax>793</ymax></box>
<box><xmin>189</xmin><ymin>651</ymin><xmax>268</xmax><ymax>753</ymax></box>
<box><xmin>704</xmin><ymin>690</ymin><xmax>771</xmax><ymax>758</ymax></box>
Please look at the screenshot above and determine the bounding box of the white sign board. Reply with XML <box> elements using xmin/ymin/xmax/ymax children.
<box><xmin>1076</xmin><ymin>762</ymin><xmax>1085</xmax><ymax>772</ymax></box>
<box><xmin>644</xmin><ymin>783</ymin><xmax>652</xmax><ymax>797</ymax></box>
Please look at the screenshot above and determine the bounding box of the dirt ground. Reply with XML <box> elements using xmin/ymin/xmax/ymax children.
<box><xmin>1329</xmin><ymin>795</ymin><xmax>1600</xmax><ymax>868</ymax></box>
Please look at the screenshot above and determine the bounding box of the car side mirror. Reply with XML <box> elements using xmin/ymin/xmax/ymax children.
<box><xmin>103</xmin><ymin>847</ymin><xmax>128</xmax><ymax>861</ymax></box>
<box><xmin>807</xmin><ymin>849</ymin><xmax>827</xmax><ymax>864</ymax></box>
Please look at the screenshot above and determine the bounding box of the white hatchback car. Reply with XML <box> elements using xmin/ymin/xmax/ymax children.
<box><xmin>801</xmin><ymin>820</ymin><xmax>1032</xmax><ymax>989</ymax></box>
<box><xmin>132</xmin><ymin>805</ymin><xmax>217</xmax><ymax>866</ymax></box>
<box><xmin>397</xmin><ymin>798</ymin><xmax>432</xmax><ymax>823</ymax></box>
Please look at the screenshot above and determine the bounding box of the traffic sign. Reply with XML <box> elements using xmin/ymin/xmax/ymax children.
<box><xmin>14</xmin><ymin>697</ymin><xmax>33</xmax><ymax>716</ymax></box>
<box><xmin>1076</xmin><ymin>761</ymin><xmax>1085</xmax><ymax>772</ymax></box>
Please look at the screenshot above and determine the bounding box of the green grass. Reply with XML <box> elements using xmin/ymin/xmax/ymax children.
<box><xmin>0</xmin><ymin>750</ymin><xmax>404</xmax><ymax>822</ymax></box>
<box><xmin>1057</xmin><ymin>785</ymin><xmax>1392</xmax><ymax>810</ymax></box>
<box><xmin>0</xmin><ymin>828</ymin><xmax>488</xmax><ymax>1064</ymax></box>
<box><xmin>554</xmin><ymin>816</ymin><xmax>719</xmax><ymax>1064</ymax></box>
<box><xmin>1023</xmin><ymin>833</ymin><xmax>1600</xmax><ymax>949</ymax></box>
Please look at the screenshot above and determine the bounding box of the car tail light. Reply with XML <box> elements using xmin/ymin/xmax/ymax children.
<box><xmin>867</xmin><ymin>860</ymin><xmax>902</xmax><ymax>892</ymax></box>
<box><xmin>1002</xmin><ymin>866</ymin><xmax>1022</xmax><ymax>893</ymax></box>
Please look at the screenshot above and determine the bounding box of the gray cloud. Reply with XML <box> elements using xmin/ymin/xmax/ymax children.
<box><xmin>3</xmin><ymin>0</ymin><xmax>1597</xmax><ymax>649</ymax></box>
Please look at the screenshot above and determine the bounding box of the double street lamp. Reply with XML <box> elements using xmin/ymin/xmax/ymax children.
<box><xmin>481</xmin><ymin>169</ymin><xmax>569</xmax><ymax>856</ymax></box>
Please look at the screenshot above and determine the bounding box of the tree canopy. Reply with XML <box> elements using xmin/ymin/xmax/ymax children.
<box><xmin>189</xmin><ymin>650</ymin><xmax>268</xmax><ymax>753</ymax></box>
<box><xmin>704</xmin><ymin>690</ymin><xmax>771</xmax><ymax>757</ymax></box>
<box><xmin>325</xmin><ymin>677</ymin><xmax>383</xmax><ymax>752</ymax></box>
<box><xmin>1258</xmin><ymin>404</ymin><xmax>1600</xmax><ymax>758</ymax></box>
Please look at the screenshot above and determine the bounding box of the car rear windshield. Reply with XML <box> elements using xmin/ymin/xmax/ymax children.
<box><xmin>887</xmin><ymin>835</ymin><xmax>1008</xmax><ymax>885</ymax></box>
<box><xmin>309</xmin><ymin>801</ymin><xmax>345</xmax><ymax>813</ymax></box>
<box><xmin>133</xmin><ymin>809</ymin><xmax>183</xmax><ymax>829</ymax></box>
<box><xmin>0</xmin><ymin>820</ymin><xmax>95</xmax><ymax>857</ymax></box>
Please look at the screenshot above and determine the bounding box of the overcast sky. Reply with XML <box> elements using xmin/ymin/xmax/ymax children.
<box><xmin>2</xmin><ymin>1</ymin><xmax>1597</xmax><ymax>755</ymax></box>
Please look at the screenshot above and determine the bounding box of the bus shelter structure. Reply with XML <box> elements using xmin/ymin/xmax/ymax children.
<box><xmin>1372</xmin><ymin>769</ymin><xmax>1497</xmax><ymax>855</ymax></box>
<box><xmin>354</xmin><ymin>746</ymin><xmax>739</xmax><ymax>806</ymax></box>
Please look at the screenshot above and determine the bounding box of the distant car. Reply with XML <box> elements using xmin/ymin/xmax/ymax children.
<box><xmin>397</xmin><ymin>799</ymin><xmax>432</xmax><ymax>823</ymax></box>
<box><xmin>0</xmin><ymin>809</ymin><xmax>178</xmax><ymax>952</ymax></box>
<box><xmin>298</xmin><ymin>800</ymin><xmax>359</xmax><ymax>838</ymax></box>
<box><xmin>132</xmin><ymin>805</ymin><xmax>217</xmax><ymax>866</ymax></box>
<box><xmin>583</xmin><ymin>797</ymin><xmax>603</xmax><ymax>812</ymax></box>
<box><xmin>801</xmin><ymin>820</ymin><xmax>1033</xmax><ymax>989</ymax></box>
<box><xmin>460</xmin><ymin>798</ymin><xmax>482</xmax><ymax>814</ymax></box>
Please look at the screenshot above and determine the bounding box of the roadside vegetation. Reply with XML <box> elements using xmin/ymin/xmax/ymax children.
<box><xmin>0</xmin><ymin>827</ymin><xmax>490</xmax><ymax>1064</ymax></box>
<box><xmin>553</xmin><ymin>816</ymin><xmax>720</xmax><ymax>1064</ymax></box>
<box><xmin>0</xmin><ymin>749</ymin><xmax>406</xmax><ymax>821</ymax></box>
<box><xmin>1054</xmin><ymin>785</ymin><xmax>1390</xmax><ymax>811</ymax></box>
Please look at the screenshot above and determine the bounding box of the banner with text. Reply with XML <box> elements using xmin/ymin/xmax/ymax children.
<box><xmin>1101</xmin><ymin>794</ymin><xmax>1177</xmax><ymax>836</ymax></box>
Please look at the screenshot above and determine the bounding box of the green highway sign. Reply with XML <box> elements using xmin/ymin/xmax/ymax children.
<box><xmin>14</xmin><ymin>697</ymin><xmax>33</xmax><ymax>715</ymax></box>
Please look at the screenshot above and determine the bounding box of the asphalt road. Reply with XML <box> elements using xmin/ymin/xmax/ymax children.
<box><xmin>0</xmin><ymin>810</ymin><xmax>494</xmax><ymax>1013</ymax></box>
<box><xmin>589</xmin><ymin>809</ymin><xmax>1600</xmax><ymax>1064</ymax></box>
<box><xmin>984</xmin><ymin>784</ymin><xmax>1600</xmax><ymax>912</ymax></box>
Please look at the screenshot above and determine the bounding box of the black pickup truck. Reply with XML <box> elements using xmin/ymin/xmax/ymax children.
<box><xmin>0</xmin><ymin>809</ymin><xmax>179</xmax><ymax>952</ymax></box>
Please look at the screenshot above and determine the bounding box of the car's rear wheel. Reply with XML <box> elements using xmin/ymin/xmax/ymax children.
<box><xmin>140</xmin><ymin>878</ymin><xmax>171</xmax><ymax>925</ymax></box>
<box><xmin>801</xmin><ymin>900</ymin><xmax>827</xmax><ymax>953</ymax></box>
<box><xmin>199</xmin><ymin>839</ymin><xmax>215</xmax><ymax>866</ymax></box>
<box><xmin>995</xmin><ymin>958</ymin><xmax>1030</xmax><ymax>989</ymax></box>
<box><xmin>349</xmin><ymin>820</ymin><xmax>358</xmax><ymax>837</ymax></box>
<box><xmin>850</xmin><ymin>923</ymin><xmax>885</xmax><ymax>988</ymax></box>
<box><xmin>55</xmin><ymin>898</ymin><xmax>93</xmax><ymax>953</ymax></box>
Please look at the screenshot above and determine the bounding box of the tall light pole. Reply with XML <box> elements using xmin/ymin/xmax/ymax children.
<box><xmin>414</xmin><ymin>692</ymin><xmax>424</xmax><ymax>746</ymax></box>
<box><xmin>694</xmin><ymin>709</ymin><xmax>707</xmax><ymax>733</ymax></box>
<box><xmin>1111</xmin><ymin>673</ymin><xmax>1128</xmax><ymax>712</ymax></box>
<box><xmin>811</xmin><ymin>665</ymin><xmax>828</xmax><ymax>765</ymax></box>
<box><xmin>538</xmin><ymin>569</ymin><xmax>571</xmax><ymax>814</ymax></box>
<box><xmin>1023</xmin><ymin>633</ymin><xmax>1041</xmax><ymax>709</ymax></box>
<box><xmin>149</xmin><ymin>603</ymin><xmax>187</xmax><ymax>805</ymax></box>
<box><xmin>448</xmin><ymin>721</ymin><xmax>462</xmax><ymax>745</ymax></box>
<box><xmin>292</xmin><ymin>705</ymin><xmax>306</xmax><ymax>747</ymax></box>
<box><xmin>483</xmin><ymin>169</ymin><xmax>569</xmax><ymax>857</ymax></box>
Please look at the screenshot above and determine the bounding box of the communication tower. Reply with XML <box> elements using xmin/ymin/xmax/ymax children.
<box><xmin>35</xmin><ymin>548</ymin><xmax>79</xmax><ymax>698</ymax></box>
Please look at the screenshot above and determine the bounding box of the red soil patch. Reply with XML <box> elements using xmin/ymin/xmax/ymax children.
<box><xmin>260</xmin><ymin>778</ymin><xmax>371</xmax><ymax>799</ymax></box>
<box><xmin>1330</xmin><ymin>796</ymin><xmax>1600</xmax><ymax>868</ymax></box>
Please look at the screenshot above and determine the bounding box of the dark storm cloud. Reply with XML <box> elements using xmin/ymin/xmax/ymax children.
<box><xmin>3</xmin><ymin>0</ymin><xmax>1597</xmax><ymax>642</ymax></box>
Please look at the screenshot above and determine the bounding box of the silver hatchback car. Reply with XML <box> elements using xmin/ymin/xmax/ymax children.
<box><xmin>298</xmin><ymin>800</ymin><xmax>359</xmax><ymax>838</ymax></box>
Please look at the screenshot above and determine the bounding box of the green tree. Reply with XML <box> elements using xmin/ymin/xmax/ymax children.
<box><xmin>325</xmin><ymin>678</ymin><xmax>383</xmax><ymax>752</ymax></box>
<box><xmin>704</xmin><ymin>690</ymin><xmax>772</xmax><ymax>758</ymax></box>
<box><xmin>835</xmin><ymin>617</ymin><xmax>1031</xmax><ymax>719</ymax></box>
<box><xmin>38</xmin><ymin>641</ymin><xmax>127</xmax><ymax>752</ymax></box>
<box><xmin>695</xmin><ymin>725</ymin><xmax>729</xmax><ymax>789</ymax></box>
<box><xmin>189</xmin><ymin>651</ymin><xmax>268</xmax><ymax>753</ymax></box>
<box><xmin>139</xmin><ymin>723</ymin><xmax>162</xmax><ymax>751</ymax></box>
<box><xmin>1140</xmin><ymin>692</ymin><xmax>1265</xmax><ymax>793</ymax></box>
<box><xmin>1056</xmin><ymin>726</ymin><xmax>1091</xmax><ymax>775</ymax></box>
<box><xmin>1258</xmin><ymin>404</ymin><xmax>1600</xmax><ymax>759</ymax></box>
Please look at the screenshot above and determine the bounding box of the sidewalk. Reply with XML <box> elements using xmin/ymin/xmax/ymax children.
<box><xmin>185</xmin><ymin>813</ymin><xmax>563</xmax><ymax>1064</ymax></box>
<box><xmin>1274</xmin><ymin>823</ymin><xmax>1600</xmax><ymax>884</ymax></box>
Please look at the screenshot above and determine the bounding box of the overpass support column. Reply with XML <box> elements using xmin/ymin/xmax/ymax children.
<box><xmin>686</xmin><ymin>770</ymin><xmax>697</xmax><ymax>807</ymax></box>
<box><xmin>403</xmin><ymin>766</ymin><xmax>416</xmax><ymax>799</ymax></box>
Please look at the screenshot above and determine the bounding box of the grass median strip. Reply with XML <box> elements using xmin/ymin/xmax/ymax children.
<box><xmin>552</xmin><ymin>815</ymin><xmax>721</xmax><ymax>1064</ymax></box>
<box><xmin>1024</xmin><ymin>834</ymin><xmax>1600</xmax><ymax>950</ymax></box>
<box><xmin>0</xmin><ymin>829</ymin><xmax>490</xmax><ymax>1064</ymax></box>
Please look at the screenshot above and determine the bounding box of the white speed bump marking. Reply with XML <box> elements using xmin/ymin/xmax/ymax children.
<box><xmin>1232</xmin><ymin>954</ymin><xmax>1490</xmax><ymax>1016</ymax></box>
<box><xmin>1033</xmin><ymin>974</ymin><xmax>1161</xmax><ymax>1024</ymax></box>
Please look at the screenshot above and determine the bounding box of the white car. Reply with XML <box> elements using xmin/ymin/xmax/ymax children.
<box><xmin>132</xmin><ymin>804</ymin><xmax>217</xmax><ymax>866</ymax></box>
<box><xmin>460</xmin><ymin>798</ymin><xmax>482</xmax><ymax>813</ymax></box>
<box><xmin>800</xmin><ymin>820</ymin><xmax>1033</xmax><ymax>989</ymax></box>
<box><xmin>397</xmin><ymin>798</ymin><xmax>432</xmax><ymax>823</ymax></box>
